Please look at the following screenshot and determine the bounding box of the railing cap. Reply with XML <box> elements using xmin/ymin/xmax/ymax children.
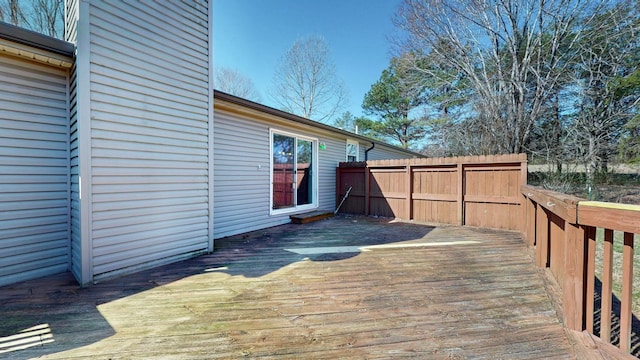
<box><xmin>579</xmin><ymin>201</ymin><xmax>640</xmax><ymax>212</ymax></box>
<box><xmin>521</xmin><ymin>185</ymin><xmax>580</xmax><ymax>222</ymax></box>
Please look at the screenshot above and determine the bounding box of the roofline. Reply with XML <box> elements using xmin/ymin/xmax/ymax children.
<box><xmin>0</xmin><ymin>21</ymin><xmax>74</xmax><ymax>57</ymax></box>
<box><xmin>213</xmin><ymin>90</ymin><xmax>424</xmax><ymax>158</ymax></box>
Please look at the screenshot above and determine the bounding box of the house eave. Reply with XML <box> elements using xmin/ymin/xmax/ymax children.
<box><xmin>213</xmin><ymin>90</ymin><xmax>423</xmax><ymax>158</ymax></box>
<box><xmin>0</xmin><ymin>21</ymin><xmax>74</xmax><ymax>68</ymax></box>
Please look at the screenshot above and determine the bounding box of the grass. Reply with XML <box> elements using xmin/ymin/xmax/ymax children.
<box><xmin>528</xmin><ymin>171</ymin><xmax>640</xmax><ymax>204</ymax></box>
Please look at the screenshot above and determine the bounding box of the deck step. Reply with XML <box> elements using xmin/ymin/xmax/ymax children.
<box><xmin>290</xmin><ymin>210</ymin><xmax>334</xmax><ymax>224</ymax></box>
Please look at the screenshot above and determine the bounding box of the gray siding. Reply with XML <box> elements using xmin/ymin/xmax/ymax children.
<box><xmin>213</xmin><ymin>112</ymin><xmax>272</xmax><ymax>238</ymax></box>
<box><xmin>362</xmin><ymin>141</ymin><xmax>416</xmax><ymax>161</ymax></box>
<box><xmin>63</xmin><ymin>0</ymin><xmax>213</xmax><ymax>284</ymax></box>
<box><xmin>66</xmin><ymin>0</ymin><xmax>88</xmax><ymax>284</ymax></box>
<box><xmin>0</xmin><ymin>55</ymin><xmax>70</xmax><ymax>286</ymax></box>
<box><xmin>65</xmin><ymin>0</ymin><xmax>79</xmax><ymax>43</ymax></box>
<box><xmin>214</xmin><ymin>109</ymin><xmax>364</xmax><ymax>239</ymax></box>
<box><xmin>344</xmin><ymin>138</ymin><xmax>416</xmax><ymax>162</ymax></box>
<box><xmin>68</xmin><ymin>61</ymin><xmax>81</xmax><ymax>281</ymax></box>
<box><xmin>82</xmin><ymin>1</ymin><xmax>212</xmax><ymax>281</ymax></box>
<box><xmin>317</xmin><ymin>137</ymin><xmax>343</xmax><ymax>209</ymax></box>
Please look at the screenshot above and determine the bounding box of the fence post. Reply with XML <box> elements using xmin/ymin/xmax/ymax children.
<box><xmin>457</xmin><ymin>162</ymin><xmax>464</xmax><ymax>226</ymax></box>
<box><xmin>405</xmin><ymin>165</ymin><xmax>412</xmax><ymax>220</ymax></box>
<box><xmin>562</xmin><ymin>222</ymin><xmax>587</xmax><ymax>331</ymax></box>
<box><xmin>520</xmin><ymin>156</ymin><xmax>528</xmax><ymax>234</ymax></box>
<box><xmin>336</xmin><ymin>166</ymin><xmax>342</xmax><ymax>212</ymax></box>
<box><xmin>364</xmin><ymin>166</ymin><xmax>370</xmax><ymax>216</ymax></box>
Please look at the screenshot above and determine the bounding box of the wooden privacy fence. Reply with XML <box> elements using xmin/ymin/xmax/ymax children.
<box><xmin>522</xmin><ymin>185</ymin><xmax>640</xmax><ymax>354</ymax></box>
<box><xmin>336</xmin><ymin>154</ymin><xmax>527</xmax><ymax>231</ymax></box>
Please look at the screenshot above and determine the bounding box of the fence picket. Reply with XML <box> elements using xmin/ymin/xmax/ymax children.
<box><xmin>337</xmin><ymin>154</ymin><xmax>527</xmax><ymax>230</ymax></box>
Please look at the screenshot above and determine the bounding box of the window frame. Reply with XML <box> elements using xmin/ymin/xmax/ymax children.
<box><xmin>346</xmin><ymin>139</ymin><xmax>359</xmax><ymax>162</ymax></box>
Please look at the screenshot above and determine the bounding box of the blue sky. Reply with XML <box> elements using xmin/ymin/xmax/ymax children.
<box><xmin>213</xmin><ymin>0</ymin><xmax>402</xmax><ymax>119</ymax></box>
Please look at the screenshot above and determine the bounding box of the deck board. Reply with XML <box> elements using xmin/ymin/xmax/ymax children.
<box><xmin>0</xmin><ymin>216</ymin><xmax>582</xmax><ymax>359</ymax></box>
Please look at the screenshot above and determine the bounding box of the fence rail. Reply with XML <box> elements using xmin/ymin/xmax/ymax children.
<box><xmin>336</xmin><ymin>154</ymin><xmax>527</xmax><ymax>231</ymax></box>
<box><xmin>522</xmin><ymin>185</ymin><xmax>640</xmax><ymax>353</ymax></box>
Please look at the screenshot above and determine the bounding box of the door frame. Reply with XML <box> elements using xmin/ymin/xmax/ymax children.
<box><xmin>269</xmin><ymin>128</ymin><xmax>319</xmax><ymax>215</ymax></box>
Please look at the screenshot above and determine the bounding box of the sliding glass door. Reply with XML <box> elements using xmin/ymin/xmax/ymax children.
<box><xmin>271</xmin><ymin>130</ymin><xmax>317</xmax><ymax>213</ymax></box>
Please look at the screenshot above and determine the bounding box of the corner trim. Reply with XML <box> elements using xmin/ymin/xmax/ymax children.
<box><xmin>77</xmin><ymin>1</ymin><xmax>93</xmax><ymax>286</ymax></box>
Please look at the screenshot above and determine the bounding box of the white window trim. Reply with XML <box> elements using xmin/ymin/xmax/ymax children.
<box><xmin>346</xmin><ymin>139</ymin><xmax>359</xmax><ymax>162</ymax></box>
<box><xmin>269</xmin><ymin>128</ymin><xmax>319</xmax><ymax>216</ymax></box>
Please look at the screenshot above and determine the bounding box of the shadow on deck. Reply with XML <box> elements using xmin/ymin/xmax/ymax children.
<box><xmin>1</xmin><ymin>215</ymin><xmax>588</xmax><ymax>359</ymax></box>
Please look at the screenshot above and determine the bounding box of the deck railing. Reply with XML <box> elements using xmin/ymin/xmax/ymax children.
<box><xmin>338</xmin><ymin>157</ymin><xmax>640</xmax><ymax>353</ymax></box>
<box><xmin>522</xmin><ymin>185</ymin><xmax>640</xmax><ymax>353</ymax></box>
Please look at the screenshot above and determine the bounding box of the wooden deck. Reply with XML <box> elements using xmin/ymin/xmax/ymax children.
<box><xmin>0</xmin><ymin>216</ymin><xmax>590</xmax><ymax>359</ymax></box>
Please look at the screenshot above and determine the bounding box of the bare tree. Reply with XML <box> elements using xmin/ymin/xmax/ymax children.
<box><xmin>394</xmin><ymin>0</ymin><xmax>607</xmax><ymax>155</ymax></box>
<box><xmin>0</xmin><ymin>0</ymin><xmax>29</xmax><ymax>27</ymax></box>
<box><xmin>31</xmin><ymin>0</ymin><xmax>63</xmax><ymax>38</ymax></box>
<box><xmin>270</xmin><ymin>35</ymin><xmax>348</xmax><ymax>123</ymax></box>
<box><xmin>566</xmin><ymin>1</ymin><xmax>640</xmax><ymax>196</ymax></box>
<box><xmin>0</xmin><ymin>0</ymin><xmax>63</xmax><ymax>38</ymax></box>
<box><xmin>214</xmin><ymin>67</ymin><xmax>262</xmax><ymax>102</ymax></box>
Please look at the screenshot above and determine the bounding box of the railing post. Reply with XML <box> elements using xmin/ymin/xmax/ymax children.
<box><xmin>535</xmin><ymin>205</ymin><xmax>549</xmax><ymax>268</ymax></box>
<box><xmin>620</xmin><ymin>232</ymin><xmax>635</xmax><ymax>353</ymax></box>
<box><xmin>562</xmin><ymin>222</ymin><xmax>587</xmax><ymax>331</ymax></box>
<box><xmin>585</xmin><ymin>226</ymin><xmax>596</xmax><ymax>334</ymax></box>
<box><xmin>600</xmin><ymin>229</ymin><xmax>614</xmax><ymax>343</ymax></box>
<box><xmin>525</xmin><ymin>197</ymin><xmax>536</xmax><ymax>246</ymax></box>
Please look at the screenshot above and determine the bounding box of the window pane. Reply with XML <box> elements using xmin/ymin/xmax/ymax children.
<box><xmin>273</xmin><ymin>134</ymin><xmax>295</xmax><ymax>209</ymax></box>
<box><xmin>297</xmin><ymin>139</ymin><xmax>313</xmax><ymax>205</ymax></box>
<box><xmin>347</xmin><ymin>142</ymin><xmax>358</xmax><ymax>162</ymax></box>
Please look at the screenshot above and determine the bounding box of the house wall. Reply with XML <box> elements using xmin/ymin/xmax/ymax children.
<box><xmin>213</xmin><ymin>109</ymin><xmax>343</xmax><ymax>239</ymax></box>
<box><xmin>213</xmin><ymin>105</ymin><xmax>415</xmax><ymax>239</ymax></box>
<box><xmin>354</xmin><ymin>139</ymin><xmax>416</xmax><ymax>161</ymax></box>
<box><xmin>67</xmin><ymin>0</ymin><xmax>213</xmax><ymax>284</ymax></box>
<box><xmin>68</xmin><ymin>60</ymin><xmax>82</xmax><ymax>281</ymax></box>
<box><xmin>66</xmin><ymin>0</ymin><xmax>82</xmax><ymax>283</ymax></box>
<box><xmin>0</xmin><ymin>53</ymin><xmax>70</xmax><ymax>286</ymax></box>
<box><xmin>366</xmin><ymin>146</ymin><xmax>416</xmax><ymax>161</ymax></box>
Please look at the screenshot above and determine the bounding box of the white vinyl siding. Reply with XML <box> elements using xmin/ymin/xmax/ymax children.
<box><xmin>84</xmin><ymin>1</ymin><xmax>212</xmax><ymax>280</ymax></box>
<box><xmin>0</xmin><ymin>55</ymin><xmax>70</xmax><ymax>287</ymax></box>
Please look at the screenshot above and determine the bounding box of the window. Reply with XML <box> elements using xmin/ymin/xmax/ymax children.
<box><xmin>270</xmin><ymin>129</ymin><xmax>318</xmax><ymax>214</ymax></box>
<box><xmin>346</xmin><ymin>140</ymin><xmax>359</xmax><ymax>162</ymax></box>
